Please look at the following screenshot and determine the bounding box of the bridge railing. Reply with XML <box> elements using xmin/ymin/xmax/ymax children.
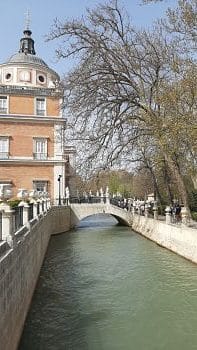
<box><xmin>70</xmin><ymin>196</ymin><xmax>106</xmax><ymax>204</ymax></box>
<box><xmin>69</xmin><ymin>196</ymin><xmax>129</xmax><ymax>209</ymax></box>
<box><xmin>67</xmin><ymin>195</ymin><xmax>196</xmax><ymax>228</ymax></box>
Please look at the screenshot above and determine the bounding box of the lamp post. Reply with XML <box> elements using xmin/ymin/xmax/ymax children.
<box><xmin>58</xmin><ymin>175</ymin><xmax>62</xmax><ymax>205</ymax></box>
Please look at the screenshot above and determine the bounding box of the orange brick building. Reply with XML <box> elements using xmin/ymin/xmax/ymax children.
<box><xmin>0</xmin><ymin>26</ymin><xmax>75</xmax><ymax>201</ymax></box>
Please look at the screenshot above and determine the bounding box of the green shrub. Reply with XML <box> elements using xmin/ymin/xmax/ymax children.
<box><xmin>189</xmin><ymin>190</ymin><xmax>197</xmax><ymax>212</ymax></box>
<box><xmin>8</xmin><ymin>199</ymin><xmax>21</xmax><ymax>208</ymax></box>
<box><xmin>191</xmin><ymin>212</ymin><xmax>197</xmax><ymax>221</ymax></box>
<box><xmin>192</xmin><ymin>211</ymin><xmax>197</xmax><ymax>221</ymax></box>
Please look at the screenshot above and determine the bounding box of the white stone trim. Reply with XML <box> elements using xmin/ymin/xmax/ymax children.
<box><xmin>0</xmin><ymin>158</ymin><xmax>67</xmax><ymax>164</ymax></box>
<box><xmin>0</xmin><ymin>115</ymin><xmax>65</xmax><ymax>123</ymax></box>
<box><xmin>0</xmin><ymin>95</ymin><xmax>9</xmax><ymax>114</ymax></box>
<box><xmin>54</xmin><ymin>124</ymin><xmax>64</xmax><ymax>160</ymax></box>
<box><xmin>34</xmin><ymin>96</ymin><xmax>46</xmax><ymax>116</ymax></box>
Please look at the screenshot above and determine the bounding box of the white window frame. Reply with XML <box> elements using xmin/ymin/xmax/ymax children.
<box><xmin>0</xmin><ymin>136</ymin><xmax>9</xmax><ymax>159</ymax></box>
<box><xmin>33</xmin><ymin>138</ymin><xmax>48</xmax><ymax>160</ymax></box>
<box><xmin>35</xmin><ymin>97</ymin><xmax>46</xmax><ymax>116</ymax></box>
<box><xmin>0</xmin><ymin>96</ymin><xmax>8</xmax><ymax>114</ymax></box>
<box><xmin>33</xmin><ymin>180</ymin><xmax>48</xmax><ymax>193</ymax></box>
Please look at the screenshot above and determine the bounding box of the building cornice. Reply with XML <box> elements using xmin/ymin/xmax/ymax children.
<box><xmin>0</xmin><ymin>84</ymin><xmax>64</xmax><ymax>97</ymax></box>
<box><xmin>0</xmin><ymin>158</ymin><xmax>67</xmax><ymax>165</ymax></box>
<box><xmin>0</xmin><ymin>115</ymin><xmax>66</xmax><ymax>124</ymax></box>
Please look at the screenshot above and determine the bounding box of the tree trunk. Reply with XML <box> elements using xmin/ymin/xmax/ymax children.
<box><xmin>147</xmin><ymin>166</ymin><xmax>163</xmax><ymax>208</ymax></box>
<box><xmin>162</xmin><ymin>159</ymin><xmax>174</xmax><ymax>205</ymax></box>
<box><xmin>163</xmin><ymin>152</ymin><xmax>191</xmax><ymax>215</ymax></box>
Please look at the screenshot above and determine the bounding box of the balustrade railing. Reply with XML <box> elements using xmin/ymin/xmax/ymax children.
<box><xmin>70</xmin><ymin>196</ymin><xmax>106</xmax><ymax>204</ymax></box>
<box><xmin>12</xmin><ymin>206</ymin><xmax>23</xmax><ymax>232</ymax></box>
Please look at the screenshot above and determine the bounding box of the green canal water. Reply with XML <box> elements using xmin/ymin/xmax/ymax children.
<box><xmin>19</xmin><ymin>215</ymin><xmax>197</xmax><ymax>350</ymax></box>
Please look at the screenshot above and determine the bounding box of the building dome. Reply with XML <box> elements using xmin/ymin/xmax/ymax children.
<box><xmin>7</xmin><ymin>52</ymin><xmax>49</xmax><ymax>68</ymax></box>
<box><xmin>0</xmin><ymin>27</ymin><xmax>60</xmax><ymax>89</ymax></box>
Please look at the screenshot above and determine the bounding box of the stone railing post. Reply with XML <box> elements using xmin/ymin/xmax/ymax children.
<box><xmin>30</xmin><ymin>199</ymin><xmax>38</xmax><ymax>218</ymax></box>
<box><xmin>43</xmin><ymin>199</ymin><xmax>47</xmax><ymax>212</ymax></box>
<box><xmin>105</xmin><ymin>187</ymin><xmax>110</xmax><ymax>205</ymax></box>
<box><xmin>0</xmin><ymin>203</ymin><xmax>15</xmax><ymax>248</ymax></box>
<box><xmin>153</xmin><ymin>202</ymin><xmax>158</xmax><ymax>220</ymax></box>
<box><xmin>38</xmin><ymin>199</ymin><xmax>43</xmax><ymax>215</ymax></box>
<box><xmin>100</xmin><ymin>188</ymin><xmax>104</xmax><ymax>204</ymax></box>
<box><xmin>46</xmin><ymin>198</ymin><xmax>51</xmax><ymax>209</ymax></box>
<box><xmin>65</xmin><ymin>187</ymin><xmax>70</xmax><ymax>206</ymax></box>
<box><xmin>181</xmin><ymin>206</ymin><xmax>190</xmax><ymax>226</ymax></box>
<box><xmin>18</xmin><ymin>201</ymin><xmax>29</xmax><ymax>225</ymax></box>
<box><xmin>165</xmin><ymin>206</ymin><xmax>172</xmax><ymax>224</ymax></box>
<box><xmin>144</xmin><ymin>204</ymin><xmax>149</xmax><ymax>218</ymax></box>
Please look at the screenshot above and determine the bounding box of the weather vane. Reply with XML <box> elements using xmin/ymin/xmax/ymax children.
<box><xmin>25</xmin><ymin>9</ymin><xmax>31</xmax><ymax>30</ymax></box>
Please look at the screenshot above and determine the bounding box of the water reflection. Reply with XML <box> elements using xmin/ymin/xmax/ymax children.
<box><xmin>19</xmin><ymin>214</ymin><xmax>197</xmax><ymax>350</ymax></box>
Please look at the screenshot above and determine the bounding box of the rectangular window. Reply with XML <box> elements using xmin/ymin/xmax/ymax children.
<box><xmin>36</xmin><ymin>98</ymin><xmax>46</xmax><ymax>116</ymax></box>
<box><xmin>33</xmin><ymin>138</ymin><xmax>47</xmax><ymax>159</ymax></box>
<box><xmin>33</xmin><ymin>181</ymin><xmax>48</xmax><ymax>193</ymax></box>
<box><xmin>0</xmin><ymin>137</ymin><xmax>9</xmax><ymax>159</ymax></box>
<box><xmin>0</xmin><ymin>96</ymin><xmax>8</xmax><ymax>114</ymax></box>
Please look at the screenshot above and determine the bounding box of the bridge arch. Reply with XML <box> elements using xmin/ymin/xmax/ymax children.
<box><xmin>70</xmin><ymin>203</ymin><xmax>132</xmax><ymax>227</ymax></box>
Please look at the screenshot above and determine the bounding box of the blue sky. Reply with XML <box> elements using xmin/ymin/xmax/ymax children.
<box><xmin>0</xmin><ymin>0</ymin><xmax>175</xmax><ymax>76</ymax></box>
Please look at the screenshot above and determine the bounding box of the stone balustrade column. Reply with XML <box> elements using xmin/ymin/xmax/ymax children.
<box><xmin>47</xmin><ymin>198</ymin><xmax>51</xmax><ymax>209</ymax></box>
<box><xmin>43</xmin><ymin>199</ymin><xmax>47</xmax><ymax>212</ymax></box>
<box><xmin>32</xmin><ymin>199</ymin><xmax>38</xmax><ymax>218</ymax></box>
<box><xmin>100</xmin><ymin>188</ymin><xmax>104</xmax><ymax>204</ymax></box>
<box><xmin>18</xmin><ymin>201</ymin><xmax>29</xmax><ymax>225</ymax></box>
<box><xmin>181</xmin><ymin>206</ymin><xmax>190</xmax><ymax>226</ymax></box>
<box><xmin>144</xmin><ymin>204</ymin><xmax>149</xmax><ymax>218</ymax></box>
<box><xmin>39</xmin><ymin>200</ymin><xmax>43</xmax><ymax>215</ymax></box>
<box><xmin>0</xmin><ymin>203</ymin><xmax>15</xmax><ymax>248</ymax></box>
<box><xmin>153</xmin><ymin>202</ymin><xmax>158</xmax><ymax>220</ymax></box>
<box><xmin>65</xmin><ymin>187</ymin><xmax>70</xmax><ymax>206</ymax></box>
<box><xmin>105</xmin><ymin>187</ymin><xmax>110</xmax><ymax>205</ymax></box>
<box><xmin>165</xmin><ymin>206</ymin><xmax>172</xmax><ymax>224</ymax></box>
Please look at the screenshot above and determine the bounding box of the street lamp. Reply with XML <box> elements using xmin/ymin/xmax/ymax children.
<box><xmin>57</xmin><ymin>175</ymin><xmax>62</xmax><ymax>205</ymax></box>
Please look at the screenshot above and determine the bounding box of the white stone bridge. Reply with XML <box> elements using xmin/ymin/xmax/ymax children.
<box><xmin>70</xmin><ymin>203</ymin><xmax>133</xmax><ymax>226</ymax></box>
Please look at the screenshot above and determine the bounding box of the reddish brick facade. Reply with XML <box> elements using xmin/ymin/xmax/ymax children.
<box><xmin>0</xmin><ymin>27</ymin><xmax>68</xmax><ymax>201</ymax></box>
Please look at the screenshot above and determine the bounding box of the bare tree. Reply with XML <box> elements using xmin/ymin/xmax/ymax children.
<box><xmin>49</xmin><ymin>0</ymin><xmax>196</xmax><ymax>210</ymax></box>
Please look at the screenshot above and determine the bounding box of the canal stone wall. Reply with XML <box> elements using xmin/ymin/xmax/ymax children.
<box><xmin>0</xmin><ymin>206</ymin><xmax>72</xmax><ymax>350</ymax></box>
<box><xmin>1</xmin><ymin>203</ymin><xmax>197</xmax><ymax>350</ymax></box>
<box><xmin>132</xmin><ymin>214</ymin><xmax>197</xmax><ymax>263</ymax></box>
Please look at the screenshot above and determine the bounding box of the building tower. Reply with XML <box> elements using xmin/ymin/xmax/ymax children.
<box><xmin>0</xmin><ymin>25</ymin><xmax>74</xmax><ymax>202</ymax></box>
